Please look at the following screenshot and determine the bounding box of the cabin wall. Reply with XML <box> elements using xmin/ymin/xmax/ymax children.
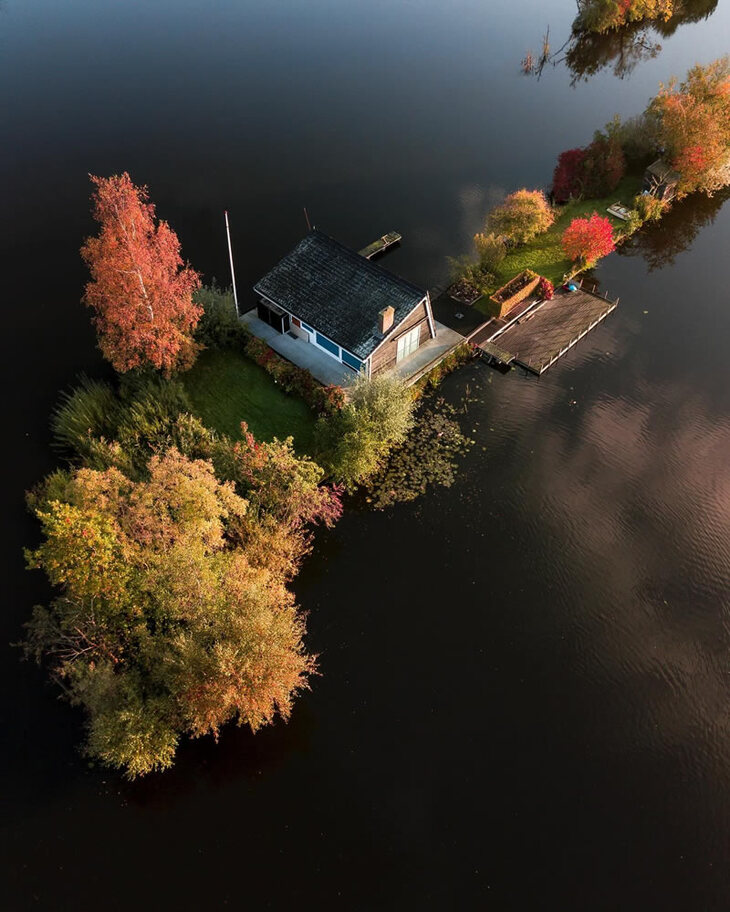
<box><xmin>370</xmin><ymin>299</ymin><xmax>433</xmax><ymax>377</ymax></box>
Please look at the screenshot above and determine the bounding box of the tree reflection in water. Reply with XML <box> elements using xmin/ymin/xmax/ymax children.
<box><xmin>526</xmin><ymin>0</ymin><xmax>718</xmax><ymax>85</ymax></box>
<box><xmin>618</xmin><ymin>187</ymin><xmax>730</xmax><ymax>271</ymax></box>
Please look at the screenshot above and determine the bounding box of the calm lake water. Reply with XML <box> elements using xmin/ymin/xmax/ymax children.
<box><xmin>3</xmin><ymin>1</ymin><xmax>730</xmax><ymax>908</ymax></box>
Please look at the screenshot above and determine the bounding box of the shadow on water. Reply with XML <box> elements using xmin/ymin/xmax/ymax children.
<box><xmin>120</xmin><ymin>702</ymin><xmax>316</xmax><ymax>810</ymax></box>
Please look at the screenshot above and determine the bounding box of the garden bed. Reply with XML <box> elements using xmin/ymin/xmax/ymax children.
<box><xmin>489</xmin><ymin>269</ymin><xmax>540</xmax><ymax>318</ymax></box>
<box><xmin>446</xmin><ymin>279</ymin><xmax>482</xmax><ymax>306</ymax></box>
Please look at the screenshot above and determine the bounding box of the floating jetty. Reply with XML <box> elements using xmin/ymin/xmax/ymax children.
<box><xmin>358</xmin><ymin>231</ymin><xmax>402</xmax><ymax>259</ymax></box>
<box><xmin>478</xmin><ymin>285</ymin><xmax>618</xmax><ymax>374</ymax></box>
<box><xmin>432</xmin><ymin>280</ymin><xmax>619</xmax><ymax>376</ymax></box>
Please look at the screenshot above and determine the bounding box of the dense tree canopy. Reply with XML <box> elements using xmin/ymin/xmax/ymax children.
<box><xmin>486</xmin><ymin>189</ymin><xmax>555</xmax><ymax>245</ymax></box>
<box><xmin>562</xmin><ymin>213</ymin><xmax>615</xmax><ymax>266</ymax></box>
<box><xmin>81</xmin><ymin>173</ymin><xmax>202</xmax><ymax>374</ymax></box>
<box><xmin>647</xmin><ymin>57</ymin><xmax>730</xmax><ymax>196</ymax></box>
<box><xmin>552</xmin><ymin>129</ymin><xmax>626</xmax><ymax>202</ymax></box>
<box><xmin>28</xmin><ymin>372</ymin><xmax>345</xmax><ymax>778</ymax></box>
<box><xmin>25</xmin><ymin>447</ymin><xmax>322</xmax><ymax>778</ymax></box>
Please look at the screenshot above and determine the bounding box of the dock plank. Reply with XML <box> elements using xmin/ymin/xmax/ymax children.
<box><xmin>483</xmin><ymin>287</ymin><xmax>617</xmax><ymax>374</ymax></box>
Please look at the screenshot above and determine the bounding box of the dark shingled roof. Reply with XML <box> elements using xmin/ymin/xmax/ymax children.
<box><xmin>645</xmin><ymin>158</ymin><xmax>680</xmax><ymax>184</ymax></box>
<box><xmin>253</xmin><ymin>230</ymin><xmax>426</xmax><ymax>360</ymax></box>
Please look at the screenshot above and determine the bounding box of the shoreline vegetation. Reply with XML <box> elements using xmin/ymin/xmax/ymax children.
<box><xmin>451</xmin><ymin>57</ymin><xmax>730</xmax><ymax>314</ymax></box>
<box><xmin>23</xmin><ymin>175</ymin><xmax>473</xmax><ymax>777</ymax></box>
<box><xmin>22</xmin><ymin>56</ymin><xmax>730</xmax><ymax>778</ymax></box>
<box><xmin>576</xmin><ymin>0</ymin><xmax>707</xmax><ymax>35</ymax></box>
<box><xmin>522</xmin><ymin>0</ymin><xmax>718</xmax><ymax>83</ymax></box>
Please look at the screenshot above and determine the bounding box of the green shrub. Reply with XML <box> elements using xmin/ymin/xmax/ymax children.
<box><xmin>53</xmin><ymin>372</ymin><xmax>203</xmax><ymax>476</ymax></box>
<box><xmin>315</xmin><ymin>375</ymin><xmax>415</xmax><ymax>489</ymax></box>
<box><xmin>633</xmin><ymin>192</ymin><xmax>668</xmax><ymax>222</ymax></box>
<box><xmin>243</xmin><ymin>335</ymin><xmax>345</xmax><ymax>414</ymax></box>
<box><xmin>115</xmin><ymin>376</ymin><xmax>194</xmax><ymax>473</ymax></box>
<box><xmin>51</xmin><ymin>376</ymin><xmax>120</xmax><ymax>460</ymax></box>
<box><xmin>473</xmin><ymin>232</ymin><xmax>507</xmax><ymax>271</ymax></box>
<box><xmin>194</xmin><ymin>283</ymin><xmax>248</xmax><ymax>348</ymax></box>
<box><xmin>613</xmin><ymin>113</ymin><xmax>655</xmax><ymax>165</ymax></box>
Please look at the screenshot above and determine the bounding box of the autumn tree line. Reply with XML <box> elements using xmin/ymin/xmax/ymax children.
<box><xmin>452</xmin><ymin>57</ymin><xmax>730</xmax><ymax>297</ymax></box>
<box><xmin>522</xmin><ymin>1</ymin><xmax>717</xmax><ymax>86</ymax></box>
<box><xmin>25</xmin><ymin>172</ymin><xmax>470</xmax><ymax>777</ymax></box>
<box><xmin>575</xmin><ymin>0</ymin><xmax>711</xmax><ymax>35</ymax></box>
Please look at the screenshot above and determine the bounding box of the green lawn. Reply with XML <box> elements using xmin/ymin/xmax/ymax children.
<box><xmin>183</xmin><ymin>348</ymin><xmax>316</xmax><ymax>452</ymax></box>
<box><xmin>474</xmin><ymin>174</ymin><xmax>643</xmax><ymax>315</ymax></box>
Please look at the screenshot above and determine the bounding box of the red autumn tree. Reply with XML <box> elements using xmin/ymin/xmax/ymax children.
<box><xmin>561</xmin><ymin>212</ymin><xmax>615</xmax><ymax>266</ymax></box>
<box><xmin>552</xmin><ymin>148</ymin><xmax>587</xmax><ymax>202</ymax></box>
<box><xmin>552</xmin><ymin>131</ymin><xmax>625</xmax><ymax>202</ymax></box>
<box><xmin>580</xmin><ymin>131</ymin><xmax>626</xmax><ymax>197</ymax></box>
<box><xmin>81</xmin><ymin>173</ymin><xmax>202</xmax><ymax>374</ymax></box>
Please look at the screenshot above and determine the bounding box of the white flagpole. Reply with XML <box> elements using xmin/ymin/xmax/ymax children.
<box><xmin>224</xmin><ymin>210</ymin><xmax>240</xmax><ymax>317</ymax></box>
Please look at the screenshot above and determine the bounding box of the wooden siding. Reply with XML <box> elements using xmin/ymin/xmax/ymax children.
<box><xmin>370</xmin><ymin>299</ymin><xmax>433</xmax><ymax>377</ymax></box>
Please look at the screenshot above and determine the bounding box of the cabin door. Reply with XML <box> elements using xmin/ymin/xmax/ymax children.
<box><xmin>257</xmin><ymin>301</ymin><xmax>290</xmax><ymax>334</ymax></box>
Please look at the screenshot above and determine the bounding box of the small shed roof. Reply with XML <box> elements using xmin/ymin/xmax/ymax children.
<box><xmin>254</xmin><ymin>230</ymin><xmax>426</xmax><ymax>360</ymax></box>
<box><xmin>646</xmin><ymin>158</ymin><xmax>680</xmax><ymax>184</ymax></box>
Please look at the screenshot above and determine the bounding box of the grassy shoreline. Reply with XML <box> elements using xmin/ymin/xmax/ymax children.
<box><xmin>183</xmin><ymin>347</ymin><xmax>316</xmax><ymax>452</ymax></box>
<box><xmin>474</xmin><ymin>173</ymin><xmax>643</xmax><ymax>316</ymax></box>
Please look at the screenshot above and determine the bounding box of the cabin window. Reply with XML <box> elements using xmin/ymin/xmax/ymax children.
<box><xmin>301</xmin><ymin>322</ymin><xmax>314</xmax><ymax>334</ymax></box>
<box><xmin>341</xmin><ymin>350</ymin><xmax>364</xmax><ymax>372</ymax></box>
<box><xmin>315</xmin><ymin>332</ymin><xmax>340</xmax><ymax>357</ymax></box>
<box><xmin>396</xmin><ymin>325</ymin><xmax>420</xmax><ymax>363</ymax></box>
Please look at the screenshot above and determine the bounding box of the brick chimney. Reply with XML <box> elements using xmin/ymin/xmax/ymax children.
<box><xmin>379</xmin><ymin>305</ymin><xmax>395</xmax><ymax>334</ymax></box>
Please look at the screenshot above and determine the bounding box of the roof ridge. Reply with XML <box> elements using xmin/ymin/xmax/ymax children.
<box><xmin>309</xmin><ymin>229</ymin><xmax>425</xmax><ymax>297</ymax></box>
<box><xmin>253</xmin><ymin>231</ymin><xmax>426</xmax><ymax>360</ymax></box>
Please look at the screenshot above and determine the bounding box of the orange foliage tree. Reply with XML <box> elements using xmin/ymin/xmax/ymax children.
<box><xmin>562</xmin><ymin>213</ymin><xmax>615</xmax><ymax>267</ymax></box>
<box><xmin>81</xmin><ymin>173</ymin><xmax>202</xmax><ymax>374</ymax></box>
<box><xmin>486</xmin><ymin>189</ymin><xmax>555</xmax><ymax>245</ymax></box>
<box><xmin>25</xmin><ymin>447</ymin><xmax>318</xmax><ymax>778</ymax></box>
<box><xmin>648</xmin><ymin>58</ymin><xmax>730</xmax><ymax>196</ymax></box>
<box><xmin>578</xmin><ymin>0</ymin><xmax>674</xmax><ymax>33</ymax></box>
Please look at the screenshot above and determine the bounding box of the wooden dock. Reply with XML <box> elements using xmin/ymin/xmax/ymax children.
<box><xmin>359</xmin><ymin>231</ymin><xmax>402</xmax><ymax>259</ymax></box>
<box><xmin>478</xmin><ymin>285</ymin><xmax>618</xmax><ymax>375</ymax></box>
<box><xmin>429</xmin><ymin>277</ymin><xmax>619</xmax><ymax>376</ymax></box>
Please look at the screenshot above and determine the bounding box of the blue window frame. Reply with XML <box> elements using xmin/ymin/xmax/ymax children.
<box><xmin>315</xmin><ymin>333</ymin><xmax>339</xmax><ymax>357</ymax></box>
<box><xmin>341</xmin><ymin>350</ymin><xmax>364</xmax><ymax>372</ymax></box>
<box><xmin>301</xmin><ymin>322</ymin><xmax>314</xmax><ymax>334</ymax></box>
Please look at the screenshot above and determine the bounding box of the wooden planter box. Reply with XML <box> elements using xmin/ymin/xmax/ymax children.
<box><xmin>489</xmin><ymin>270</ymin><xmax>540</xmax><ymax>318</ymax></box>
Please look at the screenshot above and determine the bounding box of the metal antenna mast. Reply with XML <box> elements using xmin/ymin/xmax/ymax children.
<box><xmin>224</xmin><ymin>210</ymin><xmax>239</xmax><ymax>317</ymax></box>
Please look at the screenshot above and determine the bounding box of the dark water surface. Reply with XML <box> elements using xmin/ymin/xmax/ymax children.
<box><xmin>3</xmin><ymin>1</ymin><xmax>730</xmax><ymax>908</ymax></box>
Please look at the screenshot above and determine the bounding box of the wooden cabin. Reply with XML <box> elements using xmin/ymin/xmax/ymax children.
<box><xmin>253</xmin><ymin>230</ymin><xmax>435</xmax><ymax>379</ymax></box>
<box><xmin>643</xmin><ymin>159</ymin><xmax>681</xmax><ymax>201</ymax></box>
